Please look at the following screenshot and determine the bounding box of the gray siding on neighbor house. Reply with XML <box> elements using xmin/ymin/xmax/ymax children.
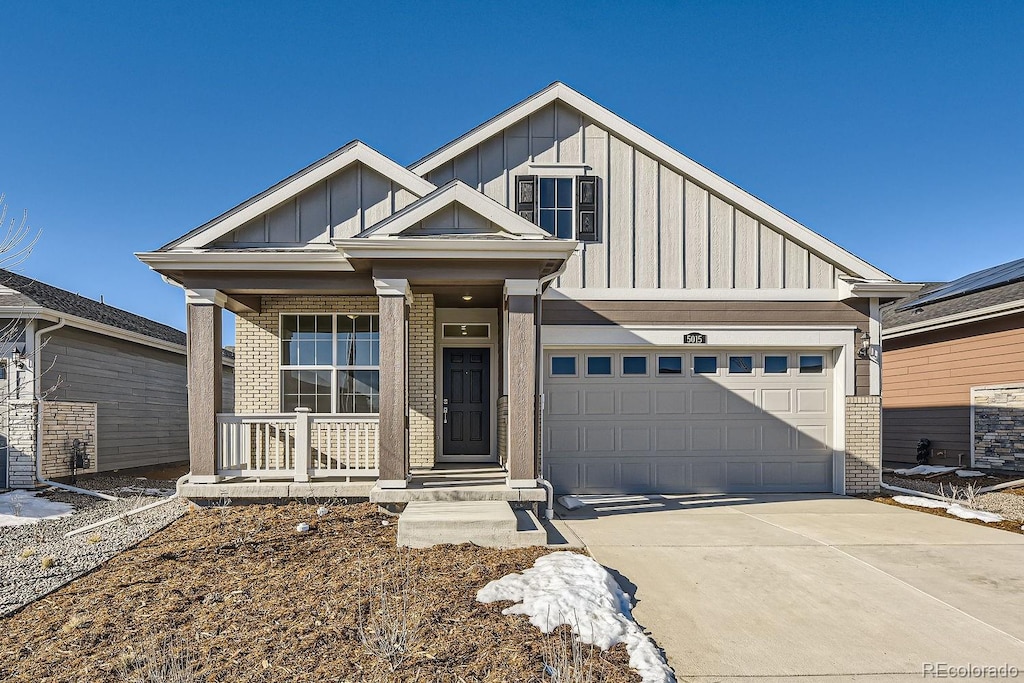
<box><xmin>39</xmin><ymin>326</ymin><xmax>234</xmax><ymax>471</ymax></box>
<box><xmin>427</xmin><ymin>101</ymin><xmax>849</xmax><ymax>291</ymax></box>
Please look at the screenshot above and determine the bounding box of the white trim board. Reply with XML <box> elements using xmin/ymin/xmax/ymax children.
<box><xmin>545</xmin><ymin>287</ymin><xmax>846</xmax><ymax>302</ymax></box>
<box><xmin>410</xmin><ymin>82</ymin><xmax>893</xmax><ymax>282</ymax></box>
<box><xmin>541</xmin><ymin>324</ymin><xmax>857</xmax><ymax>349</ymax></box>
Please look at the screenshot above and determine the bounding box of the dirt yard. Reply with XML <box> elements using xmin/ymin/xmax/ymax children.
<box><xmin>1</xmin><ymin>502</ymin><xmax>638</xmax><ymax>682</ymax></box>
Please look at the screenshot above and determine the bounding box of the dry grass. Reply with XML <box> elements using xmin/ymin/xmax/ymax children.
<box><xmin>0</xmin><ymin>502</ymin><xmax>638</xmax><ymax>683</ymax></box>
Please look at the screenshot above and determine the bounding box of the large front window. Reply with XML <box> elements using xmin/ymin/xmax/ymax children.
<box><xmin>280</xmin><ymin>314</ymin><xmax>379</xmax><ymax>413</ymax></box>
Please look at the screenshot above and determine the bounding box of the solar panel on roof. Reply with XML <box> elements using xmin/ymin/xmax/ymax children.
<box><xmin>896</xmin><ymin>257</ymin><xmax>1024</xmax><ymax>311</ymax></box>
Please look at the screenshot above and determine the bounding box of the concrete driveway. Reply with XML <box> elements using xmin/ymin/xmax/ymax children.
<box><xmin>558</xmin><ymin>494</ymin><xmax>1024</xmax><ymax>682</ymax></box>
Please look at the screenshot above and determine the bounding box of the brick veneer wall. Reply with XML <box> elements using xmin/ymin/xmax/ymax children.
<box><xmin>845</xmin><ymin>395</ymin><xmax>881</xmax><ymax>494</ymax></box>
<box><xmin>40</xmin><ymin>401</ymin><xmax>98</xmax><ymax>479</ymax></box>
<box><xmin>234</xmin><ymin>294</ymin><xmax>435</xmax><ymax>469</ymax></box>
<box><xmin>973</xmin><ymin>385</ymin><xmax>1024</xmax><ymax>471</ymax></box>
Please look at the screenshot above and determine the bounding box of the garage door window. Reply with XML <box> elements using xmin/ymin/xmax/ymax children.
<box><xmin>657</xmin><ymin>356</ymin><xmax>683</xmax><ymax>375</ymax></box>
<box><xmin>729</xmin><ymin>356</ymin><xmax>753</xmax><ymax>374</ymax></box>
<box><xmin>765</xmin><ymin>356</ymin><xmax>789</xmax><ymax>374</ymax></box>
<box><xmin>799</xmin><ymin>355</ymin><xmax>825</xmax><ymax>374</ymax></box>
<box><xmin>622</xmin><ymin>356</ymin><xmax>648</xmax><ymax>375</ymax></box>
<box><xmin>551</xmin><ymin>356</ymin><xmax>577</xmax><ymax>376</ymax></box>
<box><xmin>586</xmin><ymin>356</ymin><xmax>612</xmax><ymax>376</ymax></box>
<box><xmin>693</xmin><ymin>356</ymin><xmax>718</xmax><ymax>374</ymax></box>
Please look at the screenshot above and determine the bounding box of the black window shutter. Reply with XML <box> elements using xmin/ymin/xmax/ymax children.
<box><xmin>515</xmin><ymin>175</ymin><xmax>538</xmax><ymax>223</ymax></box>
<box><xmin>576</xmin><ymin>175</ymin><xmax>598</xmax><ymax>241</ymax></box>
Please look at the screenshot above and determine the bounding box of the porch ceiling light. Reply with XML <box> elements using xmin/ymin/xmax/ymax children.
<box><xmin>462</xmin><ymin>295</ymin><xmax>473</xmax><ymax>301</ymax></box>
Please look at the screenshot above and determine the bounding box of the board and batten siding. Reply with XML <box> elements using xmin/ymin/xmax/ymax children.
<box><xmin>882</xmin><ymin>314</ymin><xmax>1024</xmax><ymax>465</ymax></box>
<box><xmin>215</xmin><ymin>162</ymin><xmax>420</xmax><ymax>246</ymax></box>
<box><xmin>427</xmin><ymin>101</ymin><xmax>848</xmax><ymax>291</ymax></box>
<box><xmin>39</xmin><ymin>326</ymin><xmax>235</xmax><ymax>472</ymax></box>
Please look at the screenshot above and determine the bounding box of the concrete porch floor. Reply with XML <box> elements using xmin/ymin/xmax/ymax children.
<box><xmin>179</xmin><ymin>464</ymin><xmax>546</xmax><ymax>502</ymax></box>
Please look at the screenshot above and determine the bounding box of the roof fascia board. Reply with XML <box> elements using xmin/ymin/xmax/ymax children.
<box><xmin>360</xmin><ymin>181</ymin><xmax>550</xmax><ymax>238</ymax></box>
<box><xmin>170</xmin><ymin>143</ymin><xmax>436</xmax><ymax>250</ymax></box>
<box><xmin>411</xmin><ymin>82</ymin><xmax>892</xmax><ymax>281</ymax></box>
<box><xmin>545</xmin><ymin>287</ymin><xmax>845</xmax><ymax>302</ymax></box>
<box><xmin>335</xmin><ymin>237</ymin><xmax>577</xmax><ymax>261</ymax></box>
<box><xmin>137</xmin><ymin>250</ymin><xmax>356</xmax><ymax>272</ymax></box>
<box><xmin>882</xmin><ymin>299</ymin><xmax>1024</xmax><ymax>341</ymax></box>
<box><xmin>838</xmin><ymin>278</ymin><xmax>924</xmax><ymax>300</ymax></box>
<box><xmin>0</xmin><ymin>306</ymin><xmax>197</xmax><ymax>358</ymax></box>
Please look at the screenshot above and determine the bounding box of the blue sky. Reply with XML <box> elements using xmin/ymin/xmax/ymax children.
<box><xmin>3</xmin><ymin>1</ymin><xmax>1022</xmax><ymax>342</ymax></box>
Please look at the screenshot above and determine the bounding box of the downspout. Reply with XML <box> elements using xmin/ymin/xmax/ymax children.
<box><xmin>33</xmin><ymin>318</ymin><xmax>116</xmax><ymax>501</ymax></box>
<box><xmin>533</xmin><ymin>253</ymin><xmax>574</xmax><ymax>520</ymax></box>
<box><xmin>65</xmin><ymin>470</ymin><xmax>189</xmax><ymax>538</ymax></box>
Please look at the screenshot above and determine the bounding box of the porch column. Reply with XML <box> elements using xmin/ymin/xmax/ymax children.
<box><xmin>186</xmin><ymin>289</ymin><xmax>224</xmax><ymax>484</ymax></box>
<box><xmin>505</xmin><ymin>279</ymin><xmax>539</xmax><ymax>488</ymax></box>
<box><xmin>375</xmin><ymin>278</ymin><xmax>410</xmax><ymax>488</ymax></box>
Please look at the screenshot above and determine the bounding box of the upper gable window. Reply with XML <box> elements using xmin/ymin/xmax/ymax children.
<box><xmin>516</xmin><ymin>175</ymin><xmax>598</xmax><ymax>242</ymax></box>
<box><xmin>539</xmin><ymin>178</ymin><xmax>573</xmax><ymax>239</ymax></box>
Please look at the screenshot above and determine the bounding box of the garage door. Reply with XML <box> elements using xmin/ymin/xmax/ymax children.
<box><xmin>543</xmin><ymin>349</ymin><xmax>835</xmax><ymax>493</ymax></box>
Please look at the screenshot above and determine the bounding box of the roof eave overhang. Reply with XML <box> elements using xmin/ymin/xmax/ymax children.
<box><xmin>333</xmin><ymin>237</ymin><xmax>578</xmax><ymax>261</ymax></box>
<box><xmin>839</xmin><ymin>278</ymin><xmax>923</xmax><ymax>301</ymax></box>
<box><xmin>136</xmin><ymin>250</ymin><xmax>356</xmax><ymax>273</ymax></box>
<box><xmin>882</xmin><ymin>299</ymin><xmax>1024</xmax><ymax>341</ymax></box>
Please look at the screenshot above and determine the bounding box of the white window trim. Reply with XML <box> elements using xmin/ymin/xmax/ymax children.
<box><xmin>620</xmin><ymin>353</ymin><xmax>650</xmax><ymax>377</ymax></box>
<box><xmin>584</xmin><ymin>354</ymin><xmax>614</xmax><ymax>377</ymax></box>
<box><xmin>550</xmin><ymin>354</ymin><xmax>579</xmax><ymax>377</ymax></box>
<box><xmin>727</xmin><ymin>354</ymin><xmax>755</xmax><ymax>375</ymax></box>
<box><xmin>763</xmin><ymin>353</ymin><xmax>792</xmax><ymax>376</ymax></box>
<box><xmin>441</xmin><ymin>322</ymin><xmax>492</xmax><ymax>339</ymax></box>
<box><xmin>278</xmin><ymin>312</ymin><xmax>381</xmax><ymax>415</ymax></box>
<box><xmin>691</xmin><ymin>354</ymin><xmax>721</xmax><ymax>377</ymax></box>
<box><xmin>655</xmin><ymin>354</ymin><xmax>684</xmax><ymax>377</ymax></box>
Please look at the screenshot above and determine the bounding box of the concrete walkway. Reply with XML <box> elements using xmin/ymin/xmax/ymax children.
<box><xmin>559</xmin><ymin>494</ymin><xmax>1024</xmax><ymax>682</ymax></box>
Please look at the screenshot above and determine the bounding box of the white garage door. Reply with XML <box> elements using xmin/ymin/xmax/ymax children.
<box><xmin>543</xmin><ymin>349</ymin><xmax>835</xmax><ymax>493</ymax></box>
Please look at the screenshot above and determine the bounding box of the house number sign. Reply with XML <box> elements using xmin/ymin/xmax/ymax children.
<box><xmin>683</xmin><ymin>332</ymin><xmax>708</xmax><ymax>344</ymax></box>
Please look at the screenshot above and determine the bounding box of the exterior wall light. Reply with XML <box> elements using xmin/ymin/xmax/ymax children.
<box><xmin>857</xmin><ymin>332</ymin><xmax>871</xmax><ymax>359</ymax></box>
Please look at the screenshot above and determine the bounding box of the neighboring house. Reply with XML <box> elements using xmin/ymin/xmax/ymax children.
<box><xmin>138</xmin><ymin>82</ymin><xmax>915</xmax><ymax>501</ymax></box>
<box><xmin>882</xmin><ymin>257</ymin><xmax>1024</xmax><ymax>471</ymax></box>
<box><xmin>0</xmin><ymin>270</ymin><xmax>235</xmax><ymax>489</ymax></box>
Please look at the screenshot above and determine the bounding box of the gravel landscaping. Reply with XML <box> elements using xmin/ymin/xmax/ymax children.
<box><xmin>883</xmin><ymin>472</ymin><xmax>1024</xmax><ymax>523</ymax></box>
<box><xmin>1</xmin><ymin>476</ymin><xmax>186</xmax><ymax>617</ymax></box>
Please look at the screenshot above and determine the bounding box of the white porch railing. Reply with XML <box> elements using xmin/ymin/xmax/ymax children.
<box><xmin>216</xmin><ymin>409</ymin><xmax>379</xmax><ymax>481</ymax></box>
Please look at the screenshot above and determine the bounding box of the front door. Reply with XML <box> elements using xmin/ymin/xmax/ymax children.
<box><xmin>442</xmin><ymin>347</ymin><xmax>491</xmax><ymax>458</ymax></box>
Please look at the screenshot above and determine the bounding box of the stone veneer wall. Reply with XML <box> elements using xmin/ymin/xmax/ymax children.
<box><xmin>845</xmin><ymin>395</ymin><xmax>881</xmax><ymax>495</ymax></box>
<box><xmin>234</xmin><ymin>294</ymin><xmax>435</xmax><ymax>469</ymax></box>
<box><xmin>4</xmin><ymin>400</ymin><xmax>37</xmax><ymax>488</ymax></box>
<box><xmin>40</xmin><ymin>401</ymin><xmax>98</xmax><ymax>479</ymax></box>
<box><xmin>973</xmin><ymin>385</ymin><xmax>1024</xmax><ymax>471</ymax></box>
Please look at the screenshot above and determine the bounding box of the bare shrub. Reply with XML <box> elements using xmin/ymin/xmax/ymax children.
<box><xmin>116</xmin><ymin>636</ymin><xmax>198</xmax><ymax>683</ymax></box>
<box><xmin>357</xmin><ymin>549</ymin><xmax>422</xmax><ymax>672</ymax></box>
<box><xmin>541</xmin><ymin>613</ymin><xmax>596</xmax><ymax>683</ymax></box>
<box><xmin>943</xmin><ymin>482</ymin><xmax>982</xmax><ymax>509</ymax></box>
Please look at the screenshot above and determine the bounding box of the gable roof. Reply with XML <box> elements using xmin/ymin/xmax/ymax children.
<box><xmin>410</xmin><ymin>82</ymin><xmax>893</xmax><ymax>282</ymax></box>
<box><xmin>0</xmin><ymin>269</ymin><xmax>198</xmax><ymax>351</ymax></box>
<box><xmin>163</xmin><ymin>141</ymin><xmax>437</xmax><ymax>251</ymax></box>
<box><xmin>356</xmin><ymin>180</ymin><xmax>552</xmax><ymax>239</ymax></box>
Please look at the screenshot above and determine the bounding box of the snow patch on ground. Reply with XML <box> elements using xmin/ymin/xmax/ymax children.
<box><xmin>892</xmin><ymin>495</ymin><xmax>1005</xmax><ymax>523</ymax></box>
<box><xmin>0</xmin><ymin>491</ymin><xmax>75</xmax><ymax>526</ymax></box>
<box><xmin>478</xmin><ymin>551</ymin><xmax>674</xmax><ymax>683</ymax></box>
<box><xmin>893</xmin><ymin>465</ymin><xmax>956</xmax><ymax>476</ymax></box>
<box><xmin>955</xmin><ymin>470</ymin><xmax>986</xmax><ymax>478</ymax></box>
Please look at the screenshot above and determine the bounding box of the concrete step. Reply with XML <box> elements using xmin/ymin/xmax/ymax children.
<box><xmin>397</xmin><ymin>500</ymin><xmax>547</xmax><ymax>548</ymax></box>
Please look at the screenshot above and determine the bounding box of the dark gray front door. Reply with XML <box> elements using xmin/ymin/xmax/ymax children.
<box><xmin>443</xmin><ymin>347</ymin><xmax>490</xmax><ymax>457</ymax></box>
